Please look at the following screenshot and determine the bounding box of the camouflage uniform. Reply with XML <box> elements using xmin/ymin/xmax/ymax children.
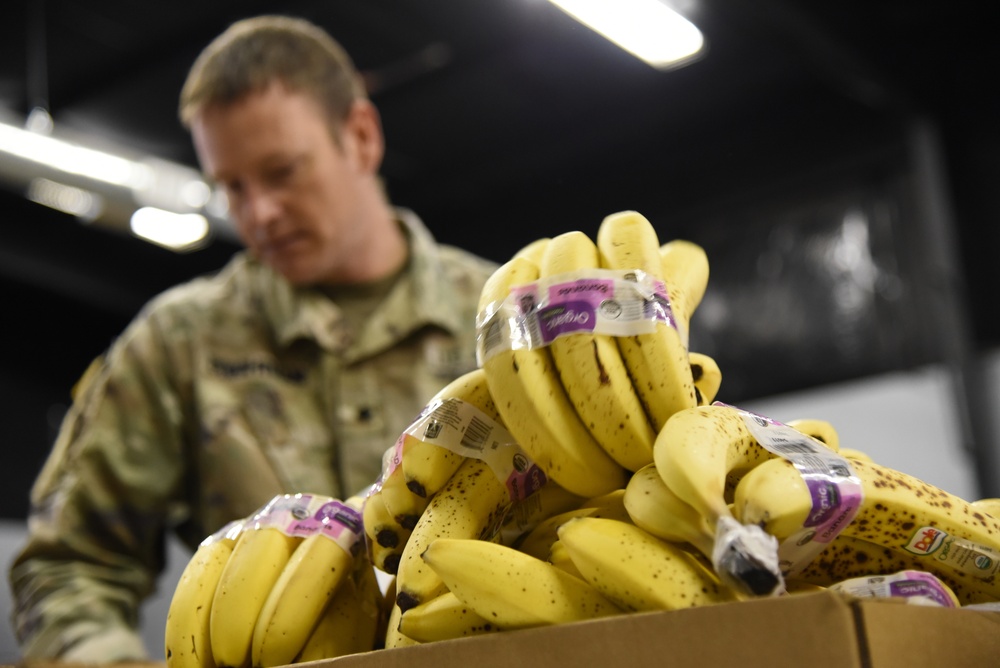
<box><xmin>8</xmin><ymin>209</ymin><xmax>498</xmax><ymax>660</ymax></box>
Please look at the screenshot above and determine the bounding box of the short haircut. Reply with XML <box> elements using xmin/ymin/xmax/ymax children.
<box><xmin>178</xmin><ymin>15</ymin><xmax>367</xmax><ymax>135</ymax></box>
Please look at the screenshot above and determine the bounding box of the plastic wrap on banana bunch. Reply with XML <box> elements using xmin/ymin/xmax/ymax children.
<box><xmin>829</xmin><ymin>570</ymin><xmax>961</xmax><ymax>608</ymax></box>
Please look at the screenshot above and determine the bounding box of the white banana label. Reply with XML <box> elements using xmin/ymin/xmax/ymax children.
<box><xmin>248</xmin><ymin>493</ymin><xmax>365</xmax><ymax>555</ymax></box>
<box><xmin>903</xmin><ymin>526</ymin><xmax>1000</xmax><ymax>579</ymax></box>
<box><xmin>385</xmin><ymin>398</ymin><xmax>547</xmax><ymax>502</ymax></box>
<box><xmin>476</xmin><ymin>268</ymin><xmax>679</xmax><ymax>364</ymax></box>
<box><xmin>732</xmin><ymin>404</ymin><xmax>864</xmax><ymax>576</ymax></box>
<box><xmin>829</xmin><ymin>570</ymin><xmax>959</xmax><ymax>608</ymax></box>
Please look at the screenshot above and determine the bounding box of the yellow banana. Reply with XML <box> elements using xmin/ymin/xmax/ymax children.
<box><xmin>512</xmin><ymin>237</ymin><xmax>551</xmax><ymax>264</ymax></box>
<box><xmin>689</xmin><ymin>351</ymin><xmax>722</xmax><ymax>406</ymax></box>
<box><xmin>251</xmin><ymin>498</ymin><xmax>365</xmax><ymax>668</ymax></box>
<box><xmin>498</xmin><ymin>478</ymin><xmax>587</xmax><ymax>547</ymax></box>
<box><xmin>399</xmin><ymin>367</ymin><xmax>502</xmax><ymax>500</ymax></box>
<box><xmin>839</xmin><ymin>447</ymin><xmax>875</xmax><ymax>463</ymax></box>
<box><xmin>732</xmin><ymin>455</ymin><xmax>1000</xmax><ymax>603</ymax></box>
<box><xmin>556</xmin><ymin>517</ymin><xmax>740</xmax><ymax>612</ymax></box>
<box><xmin>477</xmin><ymin>255</ymin><xmax>628</xmax><ymax>497</ymax></box>
<box><xmin>653</xmin><ymin>403</ymin><xmax>845</xmax><ymax>595</ymax></box>
<box><xmin>658</xmin><ymin>238</ymin><xmax>710</xmax><ymax>344</ymax></box>
<box><xmin>165</xmin><ymin>521</ymin><xmax>242</xmax><ymax>668</ymax></box>
<box><xmin>362</xmin><ymin>488</ymin><xmax>411</xmax><ymax>575</ymax></box>
<box><xmin>537</xmin><ymin>230</ymin><xmax>657</xmax><ymax>471</ymax></box>
<box><xmin>794</xmin><ymin>533</ymin><xmax>997</xmax><ymax>606</ymax></box>
<box><xmin>596</xmin><ymin>211</ymin><xmax>697</xmax><ymax>432</ymax></box>
<box><xmin>547</xmin><ymin>539</ymin><xmax>586</xmax><ymax>580</ymax></box>
<box><xmin>785</xmin><ymin>418</ymin><xmax>840</xmax><ymax>452</ymax></box>
<box><xmin>294</xmin><ymin>561</ymin><xmax>381</xmax><ymax>662</ymax></box>
<box><xmin>420</xmin><ymin>537</ymin><xmax>625</xmax><ymax>628</ymax></box>
<box><xmin>375</xmin><ymin>461</ymin><xmax>429</xmax><ymax>531</ymax></box>
<box><xmin>512</xmin><ymin>488</ymin><xmax>630</xmax><ymax>559</ymax></box>
<box><xmin>396</xmin><ymin>590</ymin><xmax>500</xmax><ymax>643</ymax></box>
<box><xmin>383</xmin><ymin>602</ymin><xmax>419</xmax><ymax>649</ymax></box>
<box><xmin>210</xmin><ymin>520</ymin><xmax>302</xmax><ymax>668</ymax></box>
<box><xmin>623</xmin><ymin>462</ymin><xmax>715</xmax><ymax>557</ymax></box>
<box><xmin>971</xmin><ymin>498</ymin><xmax>1000</xmax><ymax>519</ymax></box>
<box><xmin>394</xmin><ymin>457</ymin><xmax>513</xmax><ymax>612</ymax></box>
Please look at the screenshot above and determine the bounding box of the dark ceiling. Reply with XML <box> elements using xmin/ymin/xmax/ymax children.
<box><xmin>1</xmin><ymin>0</ymin><xmax>998</xmax><ymax>514</ymax></box>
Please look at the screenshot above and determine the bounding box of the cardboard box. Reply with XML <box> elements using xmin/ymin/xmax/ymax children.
<box><xmin>319</xmin><ymin>591</ymin><xmax>1000</xmax><ymax>668</ymax></box>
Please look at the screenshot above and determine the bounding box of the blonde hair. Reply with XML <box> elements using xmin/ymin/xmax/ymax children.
<box><xmin>178</xmin><ymin>15</ymin><xmax>367</xmax><ymax>134</ymax></box>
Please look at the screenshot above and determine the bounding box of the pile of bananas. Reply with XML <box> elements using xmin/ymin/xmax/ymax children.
<box><xmin>165</xmin><ymin>209</ymin><xmax>1000</xmax><ymax>665</ymax></box>
<box><xmin>164</xmin><ymin>494</ymin><xmax>386</xmax><ymax>668</ymax></box>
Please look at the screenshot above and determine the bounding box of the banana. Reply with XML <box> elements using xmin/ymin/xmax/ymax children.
<box><xmin>556</xmin><ymin>517</ymin><xmax>740</xmax><ymax>612</ymax></box>
<box><xmin>420</xmin><ymin>537</ymin><xmax>625</xmax><ymax>628</ymax></box>
<box><xmin>732</xmin><ymin>455</ymin><xmax>1000</xmax><ymax>602</ymax></box>
<box><xmin>839</xmin><ymin>447</ymin><xmax>875</xmax><ymax>463</ymax></box>
<box><xmin>512</xmin><ymin>237</ymin><xmax>551</xmax><ymax>264</ymax></box>
<box><xmin>394</xmin><ymin>457</ymin><xmax>513</xmax><ymax>612</ymax></box>
<box><xmin>251</xmin><ymin>498</ymin><xmax>365</xmax><ymax>668</ymax></box>
<box><xmin>785</xmin><ymin>418</ymin><xmax>840</xmax><ymax>452</ymax></box>
<box><xmin>688</xmin><ymin>351</ymin><xmax>722</xmax><ymax>406</ymax></box>
<box><xmin>971</xmin><ymin>498</ymin><xmax>1000</xmax><ymax>519</ymax></box>
<box><xmin>165</xmin><ymin>520</ymin><xmax>242</xmax><ymax>668</ymax></box>
<box><xmin>376</xmin><ymin>460</ymin><xmax>429</xmax><ymax>531</ymax></box>
<box><xmin>477</xmin><ymin>255</ymin><xmax>628</xmax><ymax>497</ymax></box>
<box><xmin>399</xmin><ymin>367</ymin><xmax>501</xmax><ymax>500</ymax></box>
<box><xmin>362</xmin><ymin>488</ymin><xmax>411</xmax><ymax>575</ymax></box>
<box><xmin>294</xmin><ymin>561</ymin><xmax>382</xmax><ymax>662</ymax></box>
<box><xmin>794</xmin><ymin>534</ymin><xmax>997</xmax><ymax>606</ymax></box>
<box><xmin>513</xmin><ymin>489</ymin><xmax>631</xmax><ymax>561</ymax></box>
<box><xmin>623</xmin><ymin>463</ymin><xmax>715</xmax><ymax>557</ymax></box>
<box><xmin>383</xmin><ymin>602</ymin><xmax>419</xmax><ymax>649</ymax></box>
<box><xmin>596</xmin><ymin>211</ymin><xmax>697</xmax><ymax>432</ymax></box>
<box><xmin>547</xmin><ymin>539</ymin><xmax>585</xmax><ymax>579</ymax></box>
<box><xmin>658</xmin><ymin>238</ymin><xmax>710</xmax><ymax>344</ymax></box>
<box><xmin>537</xmin><ymin>230</ymin><xmax>657</xmax><ymax>471</ymax></box>
<box><xmin>396</xmin><ymin>590</ymin><xmax>500</xmax><ymax>643</ymax></box>
<box><xmin>652</xmin><ymin>403</ymin><xmax>848</xmax><ymax>595</ymax></box>
<box><xmin>210</xmin><ymin>499</ymin><xmax>305</xmax><ymax>668</ymax></box>
<box><xmin>498</xmin><ymin>478</ymin><xmax>587</xmax><ymax>547</ymax></box>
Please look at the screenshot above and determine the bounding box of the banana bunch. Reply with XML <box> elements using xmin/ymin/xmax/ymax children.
<box><xmin>731</xmin><ymin>451</ymin><xmax>1000</xmax><ymax>605</ymax></box>
<box><xmin>164</xmin><ymin>493</ymin><xmax>375</xmax><ymax>668</ymax></box>
<box><xmin>476</xmin><ymin>211</ymin><xmax>715</xmax><ymax>500</ymax></box>
<box><xmin>361</xmin><ymin>366</ymin><xmax>523</xmax><ymax>576</ymax></box>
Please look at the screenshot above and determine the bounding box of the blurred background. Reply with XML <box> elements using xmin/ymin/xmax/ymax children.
<box><xmin>0</xmin><ymin>0</ymin><xmax>997</xmax><ymax>659</ymax></box>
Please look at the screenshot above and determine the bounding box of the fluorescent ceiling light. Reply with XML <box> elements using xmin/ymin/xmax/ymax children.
<box><xmin>27</xmin><ymin>178</ymin><xmax>103</xmax><ymax>220</ymax></box>
<box><xmin>0</xmin><ymin>120</ymin><xmax>152</xmax><ymax>188</ymax></box>
<box><xmin>547</xmin><ymin>0</ymin><xmax>705</xmax><ymax>69</ymax></box>
<box><xmin>130</xmin><ymin>206</ymin><xmax>210</xmax><ymax>251</ymax></box>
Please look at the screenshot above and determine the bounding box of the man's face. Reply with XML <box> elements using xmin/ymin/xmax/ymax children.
<box><xmin>190</xmin><ymin>83</ymin><xmax>371</xmax><ymax>286</ymax></box>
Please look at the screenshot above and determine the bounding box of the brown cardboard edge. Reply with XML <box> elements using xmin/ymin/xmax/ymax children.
<box><xmin>305</xmin><ymin>591</ymin><xmax>865</xmax><ymax>668</ymax></box>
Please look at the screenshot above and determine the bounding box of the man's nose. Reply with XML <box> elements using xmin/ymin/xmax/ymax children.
<box><xmin>242</xmin><ymin>186</ymin><xmax>282</xmax><ymax>231</ymax></box>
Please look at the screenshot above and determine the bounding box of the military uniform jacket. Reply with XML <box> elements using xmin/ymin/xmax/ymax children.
<box><xmin>8</xmin><ymin>210</ymin><xmax>497</xmax><ymax>660</ymax></box>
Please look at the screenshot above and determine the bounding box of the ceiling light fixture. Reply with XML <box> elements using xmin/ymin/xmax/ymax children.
<box><xmin>0</xmin><ymin>113</ymin><xmax>236</xmax><ymax>251</ymax></box>
<box><xmin>130</xmin><ymin>206</ymin><xmax>210</xmax><ymax>251</ymax></box>
<box><xmin>546</xmin><ymin>0</ymin><xmax>705</xmax><ymax>70</ymax></box>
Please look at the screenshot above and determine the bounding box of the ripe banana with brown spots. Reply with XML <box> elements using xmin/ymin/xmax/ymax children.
<box><xmin>732</xmin><ymin>455</ymin><xmax>1000</xmax><ymax>604</ymax></box>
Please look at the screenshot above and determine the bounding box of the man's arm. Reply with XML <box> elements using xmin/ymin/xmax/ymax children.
<box><xmin>9</xmin><ymin>314</ymin><xmax>190</xmax><ymax>661</ymax></box>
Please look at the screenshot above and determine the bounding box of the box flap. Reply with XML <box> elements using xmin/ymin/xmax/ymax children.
<box><xmin>855</xmin><ymin>596</ymin><xmax>1000</xmax><ymax>665</ymax></box>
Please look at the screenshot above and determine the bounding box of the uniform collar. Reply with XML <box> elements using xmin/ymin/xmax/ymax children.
<box><xmin>248</xmin><ymin>209</ymin><xmax>467</xmax><ymax>355</ymax></box>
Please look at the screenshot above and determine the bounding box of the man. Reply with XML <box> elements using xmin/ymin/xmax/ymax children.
<box><xmin>8</xmin><ymin>15</ymin><xmax>497</xmax><ymax>660</ymax></box>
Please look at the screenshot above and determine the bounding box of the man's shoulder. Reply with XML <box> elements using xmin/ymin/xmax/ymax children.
<box><xmin>139</xmin><ymin>253</ymin><xmax>261</xmax><ymax>322</ymax></box>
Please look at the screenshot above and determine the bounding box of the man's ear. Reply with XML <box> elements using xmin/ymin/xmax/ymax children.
<box><xmin>342</xmin><ymin>98</ymin><xmax>385</xmax><ymax>174</ymax></box>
